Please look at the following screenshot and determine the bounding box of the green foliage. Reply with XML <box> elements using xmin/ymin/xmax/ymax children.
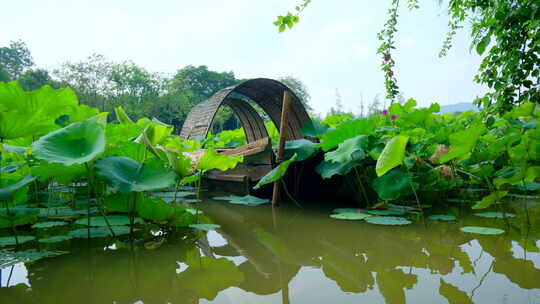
<box><xmin>32</xmin><ymin>115</ymin><xmax>106</xmax><ymax>166</ymax></box>
<box><xmin>198</xmin><ymin>148</ymin><xmax>242</xmax><ymax>173</ymax></box>
<box><xmin>0</xmin><ymin>40</ymin><xmax>33</xmax><ymax>78</ymax></box>
<box><xmin>428</xmin><ymin>215</ymin><xmax>456</xmax><ymax>221</ymax></box>
<box><xmin>0</xmin><ymin>236</ymin><xmax>35</xmax><ymax>246</ymax></box>
<box><xmin>189</xmin><ymin>223</ymin><xmax>220</xmax><ymax>231</ymax></box>
<box><xmin>254</xmin><ymin>154</ymin><xmax>298</xmax><ymax>189</ymax></box>
<box><xmin>375</xmin><ymin>135</ymin><xmax>409</xmax><ymax>176</ymax></box>
<box><xmin>325</xmin><ymin>135</ymin><xmax>368</xmax><ymax>163</ymax></box>
<box><xmin>365</xmin><ymin>216</ymin><xmax>412</xmax><ymax>225</ymax></box>
<box><xmin>330</xmin><ymin>212</ymin><xmax>371</xmax><ymax>220</ymax></box>
<box><xmin>95</xmin><ymin>156</ymin><xmax>177</xmax><ymax>193</ymax></box>
<box><xmin>372</xmin><ymin>169</ymin><xmax>414</xmax><ymax>201</ymax></box>
<box><xmin>74</xmin><ymin>215</ymin><xmax>142</xmax><ymax>226</ymax></box>
<box><xmin>460</xmin><ymin>226</ymin><xmax>505</xmax><ymax>235</ymax></box>
<box><xmin>284</xmin><ymin>139</ymin><xmax>319</xmax><ymax>161</ymax></box>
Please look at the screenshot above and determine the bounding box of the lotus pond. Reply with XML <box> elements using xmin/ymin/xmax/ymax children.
<box><xmin>0</xmin><ymin>192</ymin><xmax>539</xmax><ymax>304</ymax></box>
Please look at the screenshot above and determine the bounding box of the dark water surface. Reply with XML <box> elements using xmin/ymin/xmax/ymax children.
<box><xmin>1</xmin><ymin>197</ymin><xmax>539</xmax><ymax>304</ymax></box>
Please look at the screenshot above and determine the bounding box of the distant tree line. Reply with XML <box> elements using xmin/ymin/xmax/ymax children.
<box><xmin>0</xmin><ymin>40</ymin><xmax>313</xmax><ymax>133</ymax></box>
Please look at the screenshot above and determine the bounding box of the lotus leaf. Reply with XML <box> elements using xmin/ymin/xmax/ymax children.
<box><xmin>365</xmin><ymin>216</ymin><xmax>412</xmax><ymax>225</ymax></box>
<box><xmin>75</xmin><ymin>215</ymin><xmax>143</xmax><ymax>227</ymax></box>
<box><xmin>0</xmin><ymin>236</ymin><xmax>35</xmax><ymax>246</ymax></box>
<box><xmin>0</xmin><ymin>249</ymin><xmax>66</xmax><ymax>268</ymax></box>
<box><xmin>367</xmin><ymin>209</ymin><xmax>406</xmax><ymax>216</ymax></box>
<box><xmin>332</xmin><ymin>208</ymin><xmax>362</xmax><ymax>213</ymax></box>
<box><xmin>472</xmin><ymin>191</ymin><xmax>508</xmax><ymax>209</ymax></box>
<box><xmin>438</xmin><ymin>122</ymin><xmax>486</xmax><ymax>163</ymax></box>
<box><xmin>138</xmin><ymin>118</ymin><xmax>174</xmax><ymax>146</ymax></box>
<box><xmin>320</xmin><ymin>119</ymin><xmax>376</xmax><ymax>151</ymax></box>
<box><xmin>372</xmin><ymin>169</ymin><xmax>415</xmax><ymax>200</ymax></box>
<box><xmin>31</xmin><ymin>221</ymin><xmax>68</xmax><ymax>229</ymax></box>
<box><xmin>254</xmin><ymin>154</ymin><xmax>297</xmax><ymax>189</ymax></box>
<box><xmin>38</xmin><ymin>235</ymin><xmax>73</xmax><ymax>243</ymax></box>
<box><xmin>31</xmin><ymin>162</ymin><xmax>86</xmax><ymax>185</ymax></box>
<box><xmin>95</xmin><ymin>156</ymin><xmax>177</xmax><ymax>193</ymax></box>
<box><xmin>183</xmin><ymin>199</ymin><xmax>201</xmax><ymax>203</ymax></box>
<box><xmin>186</xmin><ymin>208</ymin><xmax>203</xmax><ymax>215</ymax></box>
<box><xmin>31</xmin><ymin>115</ymin><xmax>106</xmax><ymax>166</ymax></box>
<box><xmin>189</xmin><ymin>224</ymin><xmax>220</xmax><ymax>231</ymax></box>
<box><xmin>325</xmin><ymin>135</ymin><xmax>368</xmax><ymax>163</ymax></box>
<box><xmin>330</xmin><ymin>212</ymin><xmax>371</xmax><ymax>220</ymax></box>
<box><xmin>69</xmin><ymin>226</ymin><xmax>131</xmax><ymax>238</ymax></box>
<box><xmin>0</xmin><ymin>82</ymin><xmax>79</xmax><ymax>139</ymax></box>
<box><xmin>198</xmin><ymin>148</ymin><xmax>243</xmax><ymax>173</ymax></box>
<box><xmin>375</xmin><ymin>135</ymin><xmax>409</xmax><ymax>176</ymax></box>
<box><xmin>137</xmin><ymin>196</ymin><xmax>176</xmax><ymax>222</ymax></box>
<box><xmin>474</xmin><ymin>212</ymin><xmax>516</xmax><ymax>219</ymax></box>
<box><xmin>114</xmin><ymin>106</ymin><xmax>134</xmax><ymax>124</ymax></box>
<box><xmin>460</xmin><ymin>226</ymin><xmax>505</xmax><ymax>235</ymax></box>
<box><xmin>284</xmin><ymin>139</ymin><xmax>319</xmax><ymax>161</ymax></box>
<box><xmin>0</xmin><ymin>175</ymin><xmax>36</xmax><ymax>201</ymax></box>
<box><xmin>428</xmin><ymin>215</ymin><xmax>457</xmax><ymax>221</ymax></box>
<box><xmin>315</xmin><ymin>159</ymin><xmax>361</xmax><ymax>179</ymax></box>
<box><xmin>301</xmin><ymin>120</ymin><xmax>328</xmax><ymax>137</ymax></box>
<box><xmin>39</xmin><ymin>207</ymin><xmax>98</xmax><ymax>217</ymax></box>
<box><xmin>0</xmin><ymin>164</ymin><xmax>19</xmax><ymax>173</ymax></box>
<box><xmin>213</xmin><ymin>195</ymin><xmax>243</xmax><ymax>201</ymax></box>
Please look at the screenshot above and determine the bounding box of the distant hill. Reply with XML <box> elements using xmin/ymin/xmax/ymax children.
<box><xmin>438</xmin><ymin>103</ymin><xmax>479</xmax><ymax>114</ymax></box>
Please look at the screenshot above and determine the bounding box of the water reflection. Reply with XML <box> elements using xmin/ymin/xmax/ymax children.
<box><xmin>0</xmin><ymin>201</ymin><xmax>539</xmax><ymax>304</ymax></box>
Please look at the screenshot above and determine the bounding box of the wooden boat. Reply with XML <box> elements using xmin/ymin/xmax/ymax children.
<box><xmin>179</xmin><ymin>78</ymin><xmax>313</xmax><ymax>195</ymax></box>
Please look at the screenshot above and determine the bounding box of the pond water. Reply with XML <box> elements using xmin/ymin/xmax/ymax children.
<box><xmin>0</xmin><ymin>196</ymin><xmax>539</xmax><ymax>304</ymax></box>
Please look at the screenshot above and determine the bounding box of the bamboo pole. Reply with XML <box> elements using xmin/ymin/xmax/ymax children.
<box><xmin>272</xmin><ymin>90</ymin><xmax>292</xmax><ymax>206</ymax></box>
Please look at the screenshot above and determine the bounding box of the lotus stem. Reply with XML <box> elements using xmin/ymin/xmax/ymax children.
<box><xmin>281</xmin><ymin>179</ymin><xmax>302</xmax><ymax>209</ymax></box>
<box><xmin>354</xmin><ymin>168</ymin><xmax>370</xmax><ymax>205</ymax></box>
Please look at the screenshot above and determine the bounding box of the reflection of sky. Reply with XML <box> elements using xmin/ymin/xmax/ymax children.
<box><xmin>0</xmin><ymin>0</ymin><xmax>487</xmax><ymax>115</ymax></box>
<box><xmin>0</xmin><ymin>263</ymin><xmax>29</xmax><ymax>287</ymax></box>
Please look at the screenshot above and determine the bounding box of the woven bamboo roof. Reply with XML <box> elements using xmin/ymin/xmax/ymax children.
<box><xmin>179</xmin><ymin>78</ymin><xmax>311</xmax><ymax>143</ymax></box>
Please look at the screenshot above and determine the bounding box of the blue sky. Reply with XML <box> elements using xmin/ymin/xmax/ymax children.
<box><xmin>1</xmin><ymin>0</ymin><xmax>487</xmax><ymax>115</ymax></box>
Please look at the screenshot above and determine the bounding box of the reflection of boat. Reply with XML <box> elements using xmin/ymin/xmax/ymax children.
<box><xmin>180</xmin><ymin>78</ymin><xmax>313</xmax><ymax>194</ymax></box>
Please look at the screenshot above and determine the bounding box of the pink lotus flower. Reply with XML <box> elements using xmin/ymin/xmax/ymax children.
<box><xmin>381</xmin><ymin>109</ymin><xmax>388</xmax><ymax>115</ymax></box>
<box><xmin>388</xmin><ymin>70</ymin><xmax>394</xmax><ymax>77</ymax></box>
<box><xmin>391</xmin><ymin>114</ymin><xmax>397</xmax><ymax>121</ymax></box>
<box><xmin>384</xmin><ymin>55</ymin><xmax>391</xmax><ymax>62</ymax></box>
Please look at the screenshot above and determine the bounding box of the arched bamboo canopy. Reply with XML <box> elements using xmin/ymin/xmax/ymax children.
<box><xmin>179</xmin><ymin>78</ymin><xmax>311</xmax><ymax>143</ymax></box>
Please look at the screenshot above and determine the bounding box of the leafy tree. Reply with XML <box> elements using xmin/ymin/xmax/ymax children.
<box><xmin>0</xmin><ymin>40</ymin><xmax>34</xmax><ymax>78</ymax></box>
<box><xmin>278</xmin><ymin>76</ymin><xmax>313</xmax><ymax>112</ymax></box>
<box><xmin>168</xmin><ymin>65</ymin><xmax>239</xmax><ymax>105</ymax></box>
<box><xmin>0</xmin><ymin>65</ymin><xmax>9</xmax><ymax>82</ymax></box>
<box><xmin>18</xmin><ymin>69</ymin><xmax>54</xmax><ymax>91</ymax></box>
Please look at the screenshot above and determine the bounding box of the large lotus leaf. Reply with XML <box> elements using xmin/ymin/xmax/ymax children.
<box><xmin>301</xmin><ymin>120</ymin><xmax>329</xmax><ymax>137</ymax></box>
<box><xmin>474</xmin><ymin>212</ymin><xmax>516</xmax><ymax>219</ymax></box>
<box><xmin>137</xmin><ymin>196</ymin><xmax>176</xmax><ymax>222</ymax></box>
<box><xmin>284</xmin><ymin>139</ymin><xmax>319</xmax><ymax>161</ymax></box>
<box><xmin>31</xmin><ymin>162</ymin><xmax>86</xmax><ymax>185</ymax></box>
<box><xmin>69</xmin><ymin>226</ymin><xmax>131</xmax><ymax>239</ymax></box>
<box><xmin>176</xmin><ymin>254</ymin><xmax>245</xmax><ymax>300</ymax></box>
<box><xmin>320</xmin><ymin>119</ymin><xmax>376</xmax><ymax>151</ymax></box>
<box><xmin>330</xmin><ymin>212</ymin><xmax>371</xmax><ymax>220</ymax></box>
<box><xmin>372</xmin><ymin>169</ymin><xmax>415</xmax><ymax>200</ymax></box>
<box><xmin>0</xmin><ymin>82</ymin><xmax>79</xmax><ymax>139</ymax></box>
<box><xmin>95</xmin><ymin>156</ymin><xmax>177</xmax><ymax>193</ymax></box>
<box><xmin>159</xmin><ymin>147</ymin><xmax>193</xmax><ymax>177</ymax></box>
<box><xmin>365</xmin><ymin>216</ymin><xmax>412</xmax><ymax>225</ymax></box>
<box><xmin>375</xmin><ymin>135</ymin><xmax>409</xmax><ymax>176</ymax></box>
<box><xmin>460</xmin><ymin>226</ymin><xmax>505</xmax><ymax>235</ymax></box>
<box><xmin>229</xmin><ymin>195</ymin><xmax>269</xmax><ymax>206</ymax></box>
<box><xmin>254</xmin><ymin>154</ymin><xmax>297</xmax><ymax>189</ymax></box>
<box><xmin>75</xmin><ymin>215</ymin><xmax>143</xmax><ymax>227</ymax></box>
<box><xmin>136</xmin><ymin>118</ymin><xmax>174</xmax><ymax>146</ymax></box>
<box><xmin>325</xmin><ymin>135</ymin><xmax>368</xmax><ymax>163</ymax></box>
<box><xmin>472</xmin><ymin>191</ymin><xmax>508</xmax><ymax>209</ymax></box>
<box><xmin>0</xmin><ymin>174</ymin><xmax>36</xmax><ymax>201</ymax></box>
<box><xmin>438</xmin><ymin>122</ymin><xmax>486</xmax><ymax>163</ymax></box>
<box><xmin>32</xmin><ymin>115</ymin><xmax>107</xmax><ymax>166</ymax></box>
<box><xmin>315</xmin><ymin>159</ymin><xmax>361</xmax><ymax>179</ymax></box>
<box><xmin>0</xmin><ymin>212</ymin><xmax>38</xmax><ymax>228</ymax></box>
<box><xmin>0</xmin><ymin>236</ymin><xmax>35</xmax><ymax>247</ymax></box>
<box><xmin>198</xmin><ymin>148</ymin><xmax>243</xmax><ymax>173</ymax></box>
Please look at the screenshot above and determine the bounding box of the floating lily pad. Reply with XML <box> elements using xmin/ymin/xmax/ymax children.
<box><xmin>31</xmin><ymin>221</ymin><xmax>68</xmax><ymax>229</ymax></box>
<box><xmin>446</xmin><ymin>198</ymin><xmax>474</xmax><ymax>204</ymax></box>
<box><xmin>460</xmin><ymin>226</ymin><xmax>505</xmax><ymax>235</ymax></box>
<box><xmin>183</xmin><ymin>199</ymin><xmax>202</xmax><ymax>204</ymax></box>
<box><xmin>69</xmin><ymin>226</ymin><xmax>131</xmax><ymax>239</ymax></box>
<box><xmin>38</xmin><ymin>235</ymin><xmax>73</xmax><ymax>243</ymax></box>
<box><xmin>474</xmin><ymin>212</ymin><xmax>516</xmax><ymax>219</ymax></box>
<box><xmin>0</xmin><ymin>249</ymin><xmax>66</xmax><ymax>268</ymax></box>
<box><xmin>330</xmin><ymin>212</ymin><xmax>371</xmax><ymax>220</ymax></box>
<box><xmin>213</xmin><ymin>195</ymin><xmax>269</xmax><ymax>206</ymax></box>
<box><xmin>0</xmin><ymin>236</ymin><xmax>35</xmax><ymax>247</ymax></box>
<box><xmin>189</xmin><ymin>224</ymin><xmax>220</xmax><ymax>231</ymax></box>
<box><xmin>75</xmin><ymin>215</ymin><xmax>142</xmax><ymax>227</ymax></box>
<box><xmin>332</xmin><ymin>208</ymin><xmax>362</xmax><ymax>213</ymax></box>
<box><xmin>367</xmin><ymin>209</ymin><xmax>406</xmax><ymax>216</ymax></box>
<box><xmin>428</xmin><ymin>214</ymin><xmax>456</xmax><ymax>221</ymax></box>
<box><xmin>365</xmin><ymin>216</ymin><xmax>412</xmax><ymax>225</ymax></box>
<box><xmin>39</xmin><ymin>207</ymin><xmax>98</xmax><ymax>217</ymax></box>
